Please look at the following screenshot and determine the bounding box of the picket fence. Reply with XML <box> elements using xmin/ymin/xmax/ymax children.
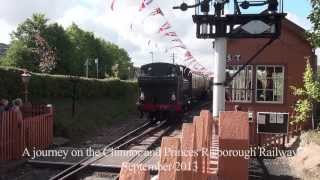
<box><xmin>0</xmin><ymin>105</ymin><xmax>53</xmax><ymax>160</ymax></box>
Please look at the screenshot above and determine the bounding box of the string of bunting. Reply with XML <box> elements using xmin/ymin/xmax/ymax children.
<box><xmin>109</xmin><ymin>0</ymin><xmax>214</xmax><ymax>77</ymax></box>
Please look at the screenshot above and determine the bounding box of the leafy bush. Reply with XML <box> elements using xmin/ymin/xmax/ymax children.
<box><xmin>0</xmin><ymin>66</ymin><xmax>138</xmax><ymax>101</ymax></box>
<box><xmin>0</xmin><ymin>66</ymin><xmax>139</xmax><ymax>139</ymax></box>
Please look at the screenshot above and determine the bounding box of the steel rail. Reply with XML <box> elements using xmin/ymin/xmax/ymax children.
<box><xmin>49</xmin><ymin>121</ymin><xmax>153</xmax><ymax>180</ymax></box>
<box><xmin>50</xmin><ymin>121</ymin><xmax>167</xmax><ymax>180</ymax></box>
<box><xmin>112</xmin><ymin>125</ymin><xmax>177</xmax><ymax>180</ymax></box>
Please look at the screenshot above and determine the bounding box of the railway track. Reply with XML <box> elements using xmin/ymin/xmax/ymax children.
<box><xmin>15</xmin><ymin>101</ymin><xmax>210</xmax><ymax>180</ymax></box>
<box><xmin>48</xmin><ymin>120</ymin><xmax>175</xmax><ymax>180</ymax></box>
<box><xmin>50</xmin><ymin>101</ymin><xmax>209</xmax><ymax>180</ymax></box>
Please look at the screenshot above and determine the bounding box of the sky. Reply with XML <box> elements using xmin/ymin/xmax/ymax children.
<box><xmin>0</xmin><ymin>0</ymin><xmax>314</xmax><ymax>70</ymax></box>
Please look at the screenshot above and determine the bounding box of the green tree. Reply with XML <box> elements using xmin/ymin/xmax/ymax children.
<box><xmin>308</xmin><ymin>0</ymin><xmax>320</xmax><ymax>47</ymax></box>
<box><xmin>1</xmin><ymin>13</ymin><xmax>132</xmax><ymax>78</ymax></box>
<box><xmin>0</xmin><ymin>40</ymin><xmax>35</xmax><ymax>71</ymax></box>
<box><xmin>11</xmin><ymin>13</ymin><xmax>48</xmax><ymax>45</ymax></box>
<box><xmin>3</xmin><ymin>13</ymin><xmax>57</xmax><ymax>72</ymax></box>
<box><xmin>43</xmin><ymin>23</ymin><xmax>74</xmax><ymax>74</ymax></box>
<box><xmin>116</xmin><ymin>48</ymin><xmax>131</xmax><ymax>80</ymax></box>
<box><xmin>66</xmin><ymin>23</ymin><xmax>131</xmax><ymax>78</ymax></box>
<box><xmin>291</xmin><ymin>58</ymin><xmax>320</xmax><ymax>124</ymax></box>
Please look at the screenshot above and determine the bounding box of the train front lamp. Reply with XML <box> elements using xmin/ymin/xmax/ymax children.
<box><xmin>21</xmin><ymin>70</ymin><xmax>31</xmax><ymax>103</ymax></box>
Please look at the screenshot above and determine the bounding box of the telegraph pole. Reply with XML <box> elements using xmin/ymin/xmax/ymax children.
<box><xmin>85</xmin><ymin>59</ymin><xmax>89</xmax><ymax>78</ymax></box>
<box><xmin>213</xmin><ymin>38</ymin><xmax>227</xmax><ymax>117</ymax></box>
<box><xmin>171</xmin><ymin>52</ymin><xmax>175</xmax><ymax>64</ymax></box>
<box><xmin>212</xmin><ymin>1</ymin><xmax>227</xmax><ymax>117</ymax></box>
<box><xmin>150</xmin><ymin>51</ymin><xmax>154</xmax><ymax>63</ymax></box>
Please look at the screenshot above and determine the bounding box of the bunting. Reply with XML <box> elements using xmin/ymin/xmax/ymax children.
<box><xmin>108</xmin><ymin>0</ymin><xmax>214</xmax><ymax>77</ymax></box>
<box><xmin>171</xmin><ymin>44</ymin><xmax>187</xmax><ymax>50</ymax></box>
<box><xmin>184</xmin><ymin>51</ymin><xmax>193</xmax><ymax>60</ymax></box>
<box><xmin>139</xmin><ymin>0</ymin><xmax>154</xmax><ymax>11</ymax></box>
<box><xmin>164</xmin><ymin>32</ymin><xmax>177</xmax><ymax>37</ymax></box>
<box><xmin>139</xmin><ymin>0</ymin><xmax>146</xmax><ymax>11</ymax></box>
<box><xmin>159</xmin><ymin>22</ymin><xmax>171</xmax><ymax>33</ymax></box>
<box><xmin>145</xmin><ymin>0</ymin><xmax>153</xmax><ymax>5</ymax></box>
<box><xmin>149</xmin><ymin>7</ymin><xmax>164</xmax><ymax>16</ymax></box>
<box><xmin>171</xmin><ymin>38</ymin><xmax>183</xmax><ymax>43</ymax></box>
<box><xmin>110</xmin><ymin>0</ymin><xmax>116</xmax><ymax>11</ymax></box>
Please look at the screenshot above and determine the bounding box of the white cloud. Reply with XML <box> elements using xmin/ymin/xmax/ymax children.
<box><xmin>0</xmin><ymin>0</ymin><xmax>314</xmax><ymax>70</ymax></box>
<box><xmin>0</xmin><ymin>0</ymin><xmax>78</xmax><ymax>24</ymax></box>
<box><xmin>0</xmin><ymin>19</ymin><xmax>14</xmax><ymax>44</ymax></box>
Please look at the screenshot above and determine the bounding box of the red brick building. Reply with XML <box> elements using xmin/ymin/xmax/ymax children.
<box><xmin>224</xmin><ymin>19</ymin><xmax>316</xmax><ymax>143</ymax></box>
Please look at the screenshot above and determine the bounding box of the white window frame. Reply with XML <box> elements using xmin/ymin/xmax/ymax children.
<box><xmin>226</xmin><ymin>65</ymin><xmax>253</xmax><ymax>103</ymax></box>
<box><xmin>255</xmin><ymin>65</ymin><xmax>284</xmax><ymax>104</ymax></box>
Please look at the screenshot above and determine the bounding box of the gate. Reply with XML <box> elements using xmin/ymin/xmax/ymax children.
<box><xmin>0</xmin><ymin>105</ymin><xmax>53</xmax><ymax>160</ymax></box>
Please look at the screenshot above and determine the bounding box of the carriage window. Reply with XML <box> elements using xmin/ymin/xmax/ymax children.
<box><xmin>256</xmin><ymin>65</ymin><xmax>284</xmax><ymax>103</ymax></box>
<box><xmin>226</xmin><ymin>65</ymin><xmax>253</xmax><ymax>102</ymax></box>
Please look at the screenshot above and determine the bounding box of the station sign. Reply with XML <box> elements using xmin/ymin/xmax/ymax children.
<box><xmin>257</xmin><ymin>112</ymin><xmax>289</xmax><ymax>134</ymax></box>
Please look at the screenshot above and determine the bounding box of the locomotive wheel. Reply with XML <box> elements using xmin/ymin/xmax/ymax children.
<box><xmin>147</xmin><ymin>113</ymin><xmax>157</xmax><ymax>123</ymax></box>
<box><xmin>148</xmin><ymin>112</ymin><xmax>162</xmax><ymax>123</ymax></box>
<box><xmin>167</xmin><ymin>112</ymin><xmax>182</xmax><ymax>124</ymax></box>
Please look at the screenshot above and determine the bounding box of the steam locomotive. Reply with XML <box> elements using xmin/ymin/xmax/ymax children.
<box><xmin>136</xmin><ymin>62</ymin><xmax>210</xmax><ymax>122</ymax></box>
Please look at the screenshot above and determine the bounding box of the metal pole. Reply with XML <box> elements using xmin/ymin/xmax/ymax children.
<box><xmin>85</xmin><ymin>59</ymin><xmax>89</xmax><ymax>78</ymax></box>
<box><xmin>97</xmin><ymin>62</ymin><xmax>99</xmax><ymax>79</ymax></box>
<box><xmin>172</xmin><ymin>52</ymin><xmax>175</xmax><ymax>64</ymax></box>
<box><xmin>95</xmin><ymin>58</ymin><xmax>99</xmax><ymax>79</ymax></box>
<box><xmin>150</xmin><ymin>52</ymin><xmax>154</xmax><ymax>63</ymax></box>
<box><xmin>212</xmin><ymin>38</ymin><xmax>227</xmax><ymax>117</ymax></box>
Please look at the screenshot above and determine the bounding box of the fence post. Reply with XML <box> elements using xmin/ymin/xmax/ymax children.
<box><xmin>159</xmin><ymin>137</ymin><xmax>182</xmax><ymax>180</ymax></box>
<box><xmin>219</xmin><ymin>112</ymin><xmax>249</xmax><ymax>180</ymax></box>
<box><xmin>181</xmin><ymin>123</ymin><xmax>196</xmax><ymax>180</ymax></box>
<box><xmin>194</xmin><ymin>116</ymin><xmax>207</xmax><ymax>180</ymax></box>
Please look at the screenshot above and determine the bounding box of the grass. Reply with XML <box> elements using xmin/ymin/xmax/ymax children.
<box><xmin>35</xmin><ymin>95</ymin><xmax>138</xmax><ymax>142</ymax></box>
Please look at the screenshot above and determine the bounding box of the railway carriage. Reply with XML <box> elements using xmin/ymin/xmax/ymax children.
<box><xmin>136</xmin><ymin>62</ymin><xmax>210</xmax><ymax>122</ymax></box>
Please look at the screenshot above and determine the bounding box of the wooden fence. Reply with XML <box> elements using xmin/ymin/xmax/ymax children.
<box><xmin>0</xmin><ymin>105</ymin><xmax>53</xmax><ymax>160</ymax></box>
<box><xmin>249</xmin><ymin>122</ymin><xmax>303</xmax><ymax>148</ymax></box>
<box><xmin>119</xmin><ymin>110</ymin><xmax>250</xmax><ymax>180</ymax></box>
<box><xmin>118</xmin><ymin>110</ymin><xmax>310</xmax><ymax>180</ymax></box>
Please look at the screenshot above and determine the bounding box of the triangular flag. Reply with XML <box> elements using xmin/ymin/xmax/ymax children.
<box><xmin>139</xmin><ymin>1</ymin><xmax>146</xmax><ymax>11</ymax></box>
<box><xmin>149</xmin><ymin>7</ymin><xmax>164</xmax><ymax>16</ymax></box>
<box><xmin>159</xmin><ymin>22</ymin><xmax>171</xmax><ymax>33</ymax></box>
<box><xmin>164</xmin><ymin>32</ymin><xmax>177</xmax><ymax>37</ymax></box>
<box><xmin>110</xmin><ymin>0</ymin><xmax>116</xmax><ymax>11</ymax></box>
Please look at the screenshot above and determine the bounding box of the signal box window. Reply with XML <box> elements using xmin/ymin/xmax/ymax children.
<box><xmin>256</xmin><ymin>65</ymin><xmax>284</xmax><ymax>103</ymax></box>
<box><xmin>226</xmin><ymin>65</ymin><xmax>253</xmax><ymax>102</ymax></box>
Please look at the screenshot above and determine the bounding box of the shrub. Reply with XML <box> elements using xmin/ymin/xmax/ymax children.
<box><xmin>0</xmin><ymin>66</ymin><xmax>138</xmax><ymax>101</ymax></box>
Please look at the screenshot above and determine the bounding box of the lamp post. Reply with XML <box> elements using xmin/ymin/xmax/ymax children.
<box><xmin>94</xmin><ymin>58</ymin><xmax>99</xmax><ymax>79</ymax></box>
<box><xmin>21</xmin><ymin>71</ymin><xmax>31</xmax><ymax>103</ymax></box>
<box><xmin>84</xmin><ymin>59</ymin><xmax>89</xmax><ymax>78</ymax></box>
<box><xmin>128</xmin><ymin>66</ymin><xmax>131</xmax><ymax>80</ymax></box>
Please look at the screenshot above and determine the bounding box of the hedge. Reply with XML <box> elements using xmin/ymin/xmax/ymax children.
<box><xmin>0</xmin><ymin>66</ymin><xmax>138</xmax><ymax>100</ymax></box>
